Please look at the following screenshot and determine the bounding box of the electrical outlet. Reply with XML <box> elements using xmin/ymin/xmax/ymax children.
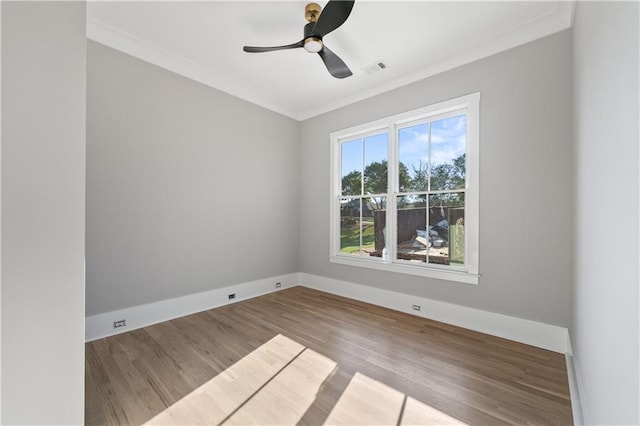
<box><xmin>113</xmin><ymin>319</ymin><xmax>126</xmax><ymax>329</ymax></box>
<box><xmin>275</xmin><ymin>282</ymin><xmax>282</xmax><ymax>288</ymax></box>
<box><xmin>412</xmin><ymin>305</ymin><xmax>421</xmax><ymax>311</ymax></box>
<box><xmin>228</xmin><ymin>293</ymin><xmax>236</xmax><ymax>300</ymax></box>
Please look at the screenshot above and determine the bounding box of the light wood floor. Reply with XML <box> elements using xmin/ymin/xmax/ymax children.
<box><xmin>85</xmin><ymin>286</ymin><xmax>573</xmax><ymax>425</ymax></box>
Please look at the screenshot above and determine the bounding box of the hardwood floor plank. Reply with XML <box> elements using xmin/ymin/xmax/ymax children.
<box><xmin>223</xmin><ymin>347</ymin><xmax>337</xmax><ymax>425</ymax></box>
<box><xmin>401</xmin><ymin>396</ymin><xmax>466</xmax><ymax>425</ymax></box>
<box><xmin>86</xmin><ymin>286</ymin><xmax>572</xmax><ymax>425</ymax></box>
<box><xmin>146</xmin><ymin>334</ymin><xmax>305</xmax><ymax>425</ymax></box>
<box><xmin>324</xmin><ymin>372</ymin><xmax>405</xmax><ymax>425</ymax></box>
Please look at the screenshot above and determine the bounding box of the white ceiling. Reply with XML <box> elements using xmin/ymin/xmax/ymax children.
<box><xmin>87</xmin><ymin>1</ymin><xmax>575</xmax><ymax>120</ymax></box>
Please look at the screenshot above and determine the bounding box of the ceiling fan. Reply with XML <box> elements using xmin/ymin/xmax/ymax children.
<box><xmin>243</xmin><ymin>1</ymin><xmax>355</xmax><ymax>79</ymax></box>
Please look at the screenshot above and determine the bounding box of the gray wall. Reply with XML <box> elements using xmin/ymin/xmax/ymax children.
<box><xmin>299</xmin><ymin>30</ymin><xmax>573</xmax><ymax>327</ymax></box>
<box><xmin>1</xmin><ymin>2</ymin><xmax>86</xmax><ymax>423</ymax></box>
<box><xmin>86</xmin><ymin>41</ymin><xmax>299</xmax><ymax>316</ymax></box>
<box><xmin>572</xmin><ymin>2</ymin><xmax>639</xmax><ymax>424</ymax></box>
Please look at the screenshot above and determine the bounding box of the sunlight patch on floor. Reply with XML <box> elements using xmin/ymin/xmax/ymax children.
<box><xmin>325</xmin><ymin>372</ymin><xmax>404</xmax><ymax>425</ymax></box>
<box><xmin>145</xmin><ymin>334</ymin><xmax>306</xmax><ymax>424</ymax></box>
<box><xmin>225</xmin><ymin>347</ymin><xmax>337</xmax><ymax>425</ymax></box>
<box><xmin>325</xmin><ymin>372</ymin><xmax>467</xmax><ymax>426</ymax></box>
<box><xmin>145</xmin><ymin>334</ymin><xmax>337</xmax><ymax>425</ymax></box>
<box><xmin>402</xmin><ymin>395</ymin><xmax>467</xmax><ymax>425</ymax></box>
<box><xmin>145</xmin><ymin>333</ymin><xmax>466</xmax><ymax>425</ymax></box>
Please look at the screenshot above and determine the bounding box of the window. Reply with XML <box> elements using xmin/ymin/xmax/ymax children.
<box><xmin>330</xmin><ymin>93</ymin><xmax>480</xmax><ymax>284</ymax></box>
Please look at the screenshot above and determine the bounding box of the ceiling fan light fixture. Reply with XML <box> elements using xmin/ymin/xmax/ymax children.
<box><xmin>242</xmin><ymin>0</ymin><xmax>354</xmax><ymax>78</ymax></box>
<box><xmin>304</xmin><ymin>37</ymin><xmax>323</xmax><ymax>53</ymax></box>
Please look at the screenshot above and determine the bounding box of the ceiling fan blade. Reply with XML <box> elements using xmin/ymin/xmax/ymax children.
<box><xmin>318</xmin><ymin>46</ymin><xmax>352</xmax><ymax>79</ymax></box>
<box><xmin>243</xmin><ymin>40</ymin><xmax>304</xmax><ymax>53</ymax></box>
<box><xmin>312</xmin><ymin>0</ymin><xmax>355</xmax><ymax>37</ymax></box>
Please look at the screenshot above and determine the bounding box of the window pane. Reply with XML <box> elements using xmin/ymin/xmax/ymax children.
<box><xmin>340</xmin><ymin>198</ymin><xmax>361</xmax><ymax>254</ymax></box>
<box><xmin>398</xmin><ymin>123</ymin><xmax>429</xmax><ymax>192</ymax></box>
<box><xmin>341</xmin><ymin>139</ymin><xmax>362</xmax><ymax>196</ymax></box>
<box><xmin>430</xmin><ymin>115</ymin><xmax>466</xmax><ymax>191</ymax></box>
<box><xmin>396</xmin><ymin>194</ymin><xmax>427</xmax><ymax>263</ymax></box>
<box><xmin>340</xmin><ymin>197</ymin><xmax>386</xmax><ymax>257</ymax></box>
<box><xmin>363</xmin><ymin>133</ymin><xmax>388</xmax><ymax>195</ymax></box>
<box><xmin>429</xmin><ymin>192</ymin><xmax>465</xmax><ymax>266</ymax></box>
<box><xmin>364</xmin><ymin>197</ymin><xmax>386</xmax><ymax>257</ymax></box>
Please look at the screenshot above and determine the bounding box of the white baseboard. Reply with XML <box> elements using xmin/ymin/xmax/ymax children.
<box><xmin>299</xmin><ymin>273</ymin><xmax>569</xmax><ymax>354</ymax></box>
<box><xmin>87</xmin><ymin>271</ymin><xmax>569</xmax><ymax>355</ymax></box>
<box><xmin>566</xmin><ymin>354</ymin><xmax>585</xmax><ymax>425</ymax></box>
<box><xmin>565</xmin><ymin>333</ymin><xmax>589</xmax><ymax>426</ymax></box>
<box><xmin>85</xmin><ymin>273</ymin><xmax>299</xmax><ymax>342</ymax></box>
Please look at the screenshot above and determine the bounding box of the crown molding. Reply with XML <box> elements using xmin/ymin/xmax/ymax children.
<box><xmin>87</xmin><ymin>17</ymin><xmax>301</xmax><ymax>120</ymax></box>
<box><xmin>296</xmin><ymin>1</ymin><xmax>576</xmax><ymax>120</ymax></box>
<box><xmin>87</xmin><ymin>1</ymin><xmax>574</xmax><ymax>122</ymax></box>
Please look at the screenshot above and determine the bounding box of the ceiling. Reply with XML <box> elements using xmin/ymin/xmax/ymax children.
<box><xmin>87</xmin><ymin>1</ymin><xmax>575</xmax><ymax>121</ymax></box>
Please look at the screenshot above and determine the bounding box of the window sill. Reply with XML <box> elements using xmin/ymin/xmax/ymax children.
<box><xmin>329</xmin><ymin>255</ymin><xmax>479</xmax><ymax>285</ymax></box>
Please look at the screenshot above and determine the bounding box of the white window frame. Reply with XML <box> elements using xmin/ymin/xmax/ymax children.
<box><xmin>329</xmin><ymin>92</ymin><xmax>480</xmax><ymax>285</ymax></box>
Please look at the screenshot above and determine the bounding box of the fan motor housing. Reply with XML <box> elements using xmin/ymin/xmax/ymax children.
<box><xmin>303</xmin><ymin>22</ymin><xmax>323</xmax><ymax>53</ymax></box>
<box><xmin>242</xmin><ymin>0</ymin><xmax>354</xmax><ymax>79</ymax></box>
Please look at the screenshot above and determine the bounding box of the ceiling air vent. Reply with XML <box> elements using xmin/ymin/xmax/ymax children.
<box><xmin>362</xmin><ymin>60</ymin><xmax>387</xmax><ymax>75</ymax></box>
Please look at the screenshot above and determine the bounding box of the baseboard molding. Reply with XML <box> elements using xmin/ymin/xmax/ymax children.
<box><xmin>565</xmin><ymin>333</ymin><xmax>589</xmax><ymax>426</ymax></box>
<box><xmin>87</xmin><ymin>271</ymin><xmax>570</xmax><ymax>355</ymax></box>
<box><xmin>299</xmin><ymin>273</ymin><xmax>569</xmax><ymax>354</ymax></box>
<box><xmin>566</xmin><ymin>354</ymin><xmax>585</xmax><ymax>425</ymax></box>
<box><xmin>85</xmin><ymin>273</ymin><xmax>299</xmax><ymax>342</ymax></box>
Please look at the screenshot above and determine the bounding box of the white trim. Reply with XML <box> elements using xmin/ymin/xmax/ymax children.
<box><xmin>565</xmin><ymin>332</ymin><xmax>590</xmax><ymax>426</ymax></box>
<box><xmin>329</xmin><ymin>93</ymin><xmax>480</xmax><ymax>285</ymax></box>
<box><xmin>297</xmin><ymin>2</ymin><xmax>575</xmax><ymax>120</ymax></box>
<box><xmin>565</xmin><ymin>354</ymin><xmax>585</xmax><ymax>426</ymax></box>
<box><xmin>86</xmin><ymin>18</ymin><xmax>298</xmax><ymax>120</ymax></box>
<box><xmin>329</xmin><ymin>255</ymin><xmax>479</xmax><ymax>285</ymax></box>
<box><xmin>566</xmin><ymin>328</ymin><xmax>573</xmax><ymax>356</ymax></box>
<box><xmin>85</xmin><ymin>273</ymin><xmax>298</xmax><ymax>341</ymax></box>
<box><xmin>85</xmin><ymin>3</ymin><xmax>574</xmax><ymax>121</ymax></box>
<box><xmin>299</xmin><ymin>273</ymin><xmax>569</xmax><ymax>354</ymax></box>
<box><xmin>85</xmin><ymin>273</ymin><xmax>568</xmax><ymax>353</ymax></box>
<box><xmin>87</xmin><ymin>272</ymin><xmax>569</xmax><ymax>353</ymax></box>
